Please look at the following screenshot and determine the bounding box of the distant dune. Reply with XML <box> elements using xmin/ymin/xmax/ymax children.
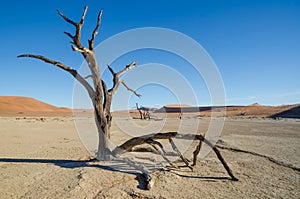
<box><xmin>163</xmin><ymin>104</ymin><xmax>191</xmax><ymax>108</ymax></box>
<box><xmin>270</xmin><ymin>105</ymin><xmax>300</xmax><ymax>119</ymax></box>
<box><xmin>0</xmin><ymin>96</ymin><xmax>71</xmax><ymax>116</ymax></box>
<box><xmin>220</xmin><ymin>105</ymin><xmax>300</xmax><ymax>117</ymax></box>
<box><xmin>248</xmin><ymin>102</ymin><xmax>262</xmax><ymax>106</ymax></box>
<box><xmin>115</xmin><ymin>104</ymin><xmax>300</xmax><ymax>119</ymax></box>
<box><xmin>1</xmin><ymin>96</ymin><xmax>299</xmax><ymax>118</ymax></box>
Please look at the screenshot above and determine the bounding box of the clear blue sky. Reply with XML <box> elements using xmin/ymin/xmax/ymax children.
<box><xmin>1</xmin><ymin>0</ymin><xmax>299</xmax><ymax>109</ymax></box>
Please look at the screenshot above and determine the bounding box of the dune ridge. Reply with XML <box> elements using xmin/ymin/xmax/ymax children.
<box><xmin>0</xmin><ymin>96</ymin><xmax>71</xmax><ymax>116</ymax></box>
<box><xmin>1</xmin><ymin>96</ymin><xmax>299</xmax><ymax>118</ymax></box>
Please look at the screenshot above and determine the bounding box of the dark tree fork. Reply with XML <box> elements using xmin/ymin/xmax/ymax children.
<box><xmin>18</xmin><ymin>6</ymin><xmax>238</xmax><ymax>190</ymax></box>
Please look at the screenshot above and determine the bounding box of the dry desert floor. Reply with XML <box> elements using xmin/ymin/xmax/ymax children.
<box><xmin>0</xmin><ymin>115</ymin><xmax>299</xmax><ymax>198</ymax></box>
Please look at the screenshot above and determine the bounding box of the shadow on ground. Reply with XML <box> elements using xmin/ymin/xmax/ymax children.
<box><xmin>269</xmin><ymin>105</ymin><xmax>300</xmax><ymax>119</ymax></box>
<box><xmin>0</xmin><ymin>157</ymin><xmax>231</xmax><ymax>189</ymax></box>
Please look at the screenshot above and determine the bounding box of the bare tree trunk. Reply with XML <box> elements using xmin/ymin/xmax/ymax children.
<box><xmin>93</xmin><ymin>107</ymin><xmax>109</xmax><ymax>160</ymax></box>
<box><xmin>97</xmin><ymin>126</ymin><xmax>110</xmax><ymax>160</ymax></box>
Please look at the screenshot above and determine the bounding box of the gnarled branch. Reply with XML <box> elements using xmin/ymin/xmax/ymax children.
<box><xmin>89</xmin><ymin>9</ymin><xmax>103</xmax><ymax>50</ymax></box>
<box><xmin>17</xmin><ymin>54</ymin><xmax>95</xmax><ymax>100</ymax></box>
<box><xmin>117</xmin><ymin>61</ymin><xmax>137</xmax><ymax>77</ymax></box>
<box><xmin>101</xmin><ymin>79</ymin><xmax>110</xmax><ymax>111</ymax></box>
<box><xmin>56</xmin><ymin>9</ymin><xmax>77</xmax><ymax>26</ymax></box>
<box><xmin>168</xmin><ymin>138</ymin><xmax>192</xmax><ymax>170</ymax></box>
<box><xmin>71</xmin><ymin>45</ymin><xmax>86</xmax><ymax>53</ymax></box>
<box><xmin>112</xmin><ymin>132</ymin><xmax>238</xmax><ymax>181</ymax></box>
<box><xmin>56</xmin><ymin>6</ymin><xmax>105</xmax><ymax>119</ymax></box>
<box><xmin>120</xmin><ymin>80</ymin><xmax>142</xmax><ymax>98</ymax></box>
<box><xmin>84</xmin><ymin>75</ymin><xmax>93</xmax><ymax>79</ymax></box>
<box><xmin>106</xmin><ymin>64</ymin><xmax>141</xmax><ymax>98</ymax></box>
<box><xmin>107</xmin><ymin>64</ymin><xmax>116</xmax><ymax>75</ymax></box>
<box><xmin>57</xmin><ymin>6</ymin><xmax>88</xmax><ymax>51</ymax></box>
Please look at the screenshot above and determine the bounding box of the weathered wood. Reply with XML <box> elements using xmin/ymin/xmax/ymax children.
<box><xmin>168</xmin><ymin>138</ymin><xmax>192</xmax><ymax>170</ymax></box>
<box><xmin>120</xmin><ymin>80</ymin><xmax>141</xmax><ymax>98</ymax></box>
<box><xmin>145</xmin><ymin>139</ymin><xmax>175</xmax><ymax>167</ymax></box>
<box><xmin>192</xmin><ymin>140</ymin><xmax>203</xmax><ymax>166</ymax></box>
<box><xmin>17</xmin><ymin>54</ymin><xmax>95</xmax><ymax>100</ymax></box>
<box><xmin>89</xmin><ymin>10</ymin><xmax>103</xmax><ymax>50</ymax></box>
<box><xmin>112</xmin><ymin>132</ymin><xmax>238</xmax><ymax>181</ymax></box>
<box><xmin>18</xmin><ymin>6</ymin><xmax>140</xmax><ymax>161</ymax></box>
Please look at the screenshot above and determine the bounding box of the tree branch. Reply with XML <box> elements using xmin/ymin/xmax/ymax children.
<box><xmin>89</xmin><ymin>9</ymin><xmax>103</xmax><ymax>50</ymax></box>
<box><xmin>56</xmin><ymin>7</ymin><xmax>103</xmax><ymax>114</ymax></box>
<box><xmin>112</xmin><ymin>132</ymin><xmax>238</xmax><ymax>181</ymax></box>
<box><xmin>106</xmin><ymin>65</ymin><xmax>121</xmax><ymax>96</ymax></box>
<box><xmin>168</xmin><ymin>138</ymin><xmax>192</xmax><ymax>170</ymax></box>
<box><xmin>57</xmin><ymin>6</ymin><xmax>89</xmax><ymax>52</ymax></box>
<box><xmin>116</xmin><ymin>61</ymin><xmax>137</xmax><ymax>77</ymax></box>
<box><xmin>56</xmin><ymin>9</ymin><xmax>77</xmax><ymax>26</ymax></box>
<box><xmin>64</xmin><ymin>32</ymin><xmax>74</xmax><ymax>40</ymax></box>
<box><xmin>101</xmin><ymin>79</ymin><xmax>109</xmax><ymax>111</ymax></box>
<box><xmin>145</xmin><ymin>139</ymin><xmax>175</xmax><ymax>167</ymax></box>
<box><xmin>79</xmin><ymin>6</ymin><xmax>88</xmax><ymax>25</ymax></box>
<box><xmin>105</xmin><ymin>63</ymin><xmax>140</xmax><ymax>97</ymax></box>
<box><xmin>101</xmin><ymin>80</ymin><xmax>108</xmax><ymax>95</ymax></box>
<box><xmin>107</xmin><ymin>64</ymin><xmax>116</xmax><ymax>75</ymax></box>
<box><xmin>120</xmin><ymin>80</ymin><xmax>142</xmax><ymax>98</ymax></box>
<box><xmin>84</xmin><ymin>75</ymin><xmax>93</xmax><ymax>79</ymax></box>
<box><xmin>17</xmin><ymin>54</ymin><xmax>95</xmax><ymax>100</ymax></box>
<box><xmin>71</xmin><ymin>45</ymin><xmax>86</xmax><ymax>53</ymax></box>
<box><xmin>192</xmin><ymin>140</ymin><xmax>203</xmax><ymax>166</ymax></box>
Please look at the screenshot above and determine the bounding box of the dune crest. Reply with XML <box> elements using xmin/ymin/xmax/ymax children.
<box><xmin>0</xmin><ymin>96</ymin><xmax>71</xmax><ymax>116</ymax></box>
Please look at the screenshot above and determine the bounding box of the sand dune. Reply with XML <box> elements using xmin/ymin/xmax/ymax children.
<box><xmin>1</xmin><ymin>96</ymin><xmax>299</xmax><ymax>119</ymax></box>
<box><xmin>0</xmin><ymin>96</ymin><xmax>71</xmax><ymax>116</ymax></box>
<box><xmin>115</xmin><ymin>104</ymin><xmax>300</xmax><ymax>118</ymax></box>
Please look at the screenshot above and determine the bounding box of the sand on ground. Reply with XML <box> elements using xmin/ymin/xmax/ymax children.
<box><xmin>0</xmin><ymin>115</ymin><xmax>299</xmax><ymax>198</ymax></box>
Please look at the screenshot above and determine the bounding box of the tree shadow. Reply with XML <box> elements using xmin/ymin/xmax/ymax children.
<box><xmin>0</xmin><ymin>157</ymin><xmax>150</xmax><ymax>189</ymax></box>
<box><xmin>0</xmin><ymin>157</ymin><xmax>232</xmax><ymax>189</ymax></box>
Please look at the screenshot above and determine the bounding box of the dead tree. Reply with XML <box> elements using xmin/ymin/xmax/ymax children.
<box><xmin>136</xmin><ymin>103</ymin><xmax>150</xmax><ymax>120</ymax></box>
<box><xmin>18</xmin><ymin>6</ymin><xmax>141</xmax><ymax>160</ymax></box>
<box><xmin>136</xmin><ymin>103</ymin><xmax>145</xmax><ymax>119</ymax></box>
<box><xmin>18</xmin><ymin>6</ymin><xmax>238</xmax><ymax>189</ymax></box>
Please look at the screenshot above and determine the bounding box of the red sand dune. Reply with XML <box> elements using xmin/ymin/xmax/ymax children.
<box><xmin>1</xmin><ymin>96</ymin><xmax>299</xmax><ymax>118</ymax></box>
<box><xmin>0</xmin><ymin>96</ymin><xmax>71</xmax><ymax>116</ymax></box>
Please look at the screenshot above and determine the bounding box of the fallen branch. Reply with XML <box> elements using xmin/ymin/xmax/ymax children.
<box><xmin>112</xmin><ymin>132</ymin><xmax>239</xmax><ymax>183</ymax></box>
